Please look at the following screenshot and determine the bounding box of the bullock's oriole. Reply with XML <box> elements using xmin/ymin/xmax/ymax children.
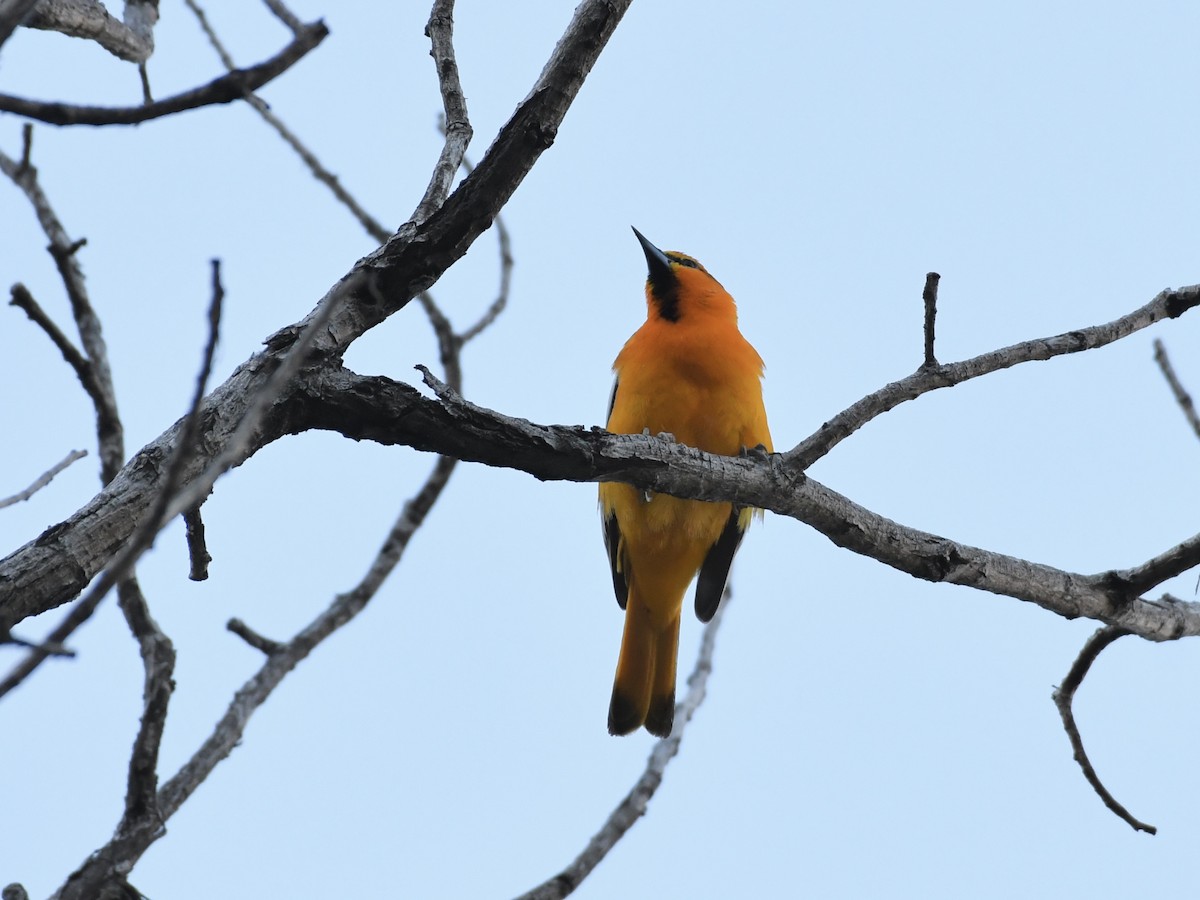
<box><xmin>600</xmin><ymin>228</ymin><xmax>772</xmax><ymax>737</ymax></box>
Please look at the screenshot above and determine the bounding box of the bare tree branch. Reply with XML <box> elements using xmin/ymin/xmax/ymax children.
<box><xmin>788</xmin><ymin>284</ymin><xmax>1200</xmax><ymax>472</ymax></box>
<box><xmin>0</xmin><ymin>448</ymin><xmax>87</xmax><ymax>509</ymax></box>
<box><xmin>53</xmin><ymin>246</ymin><xmax>491</xmax><ymax>897</ymax></box>
<box><xmin>294</xmin><ymin>360</ymin><xmax>1200</xmax><ymax>643</ymax></box>
<box><xmin>515</xmin><ymin>588</ymin><xmax>731</xmax><ymax>900</ymax></box>
<box><xmin>0</xmin><ymin>261</ymin><xmax>217</xmax><ymax>696</ymax></box>
<box><xmin>2</xmin><ymin>130</ymin><xmax>123</xmax><ymax>480</ymax></box>
<box><xmin>1153</xmin><ymin>338</ymin><xmax>1200</xmax><ymax>442</ymax></box>
<box><xmin>0</xmin><ymin>0</ymin><xmax>40</xmax><ymax>49</ymax></box>
<box><xmin>0</xmin><ymin>0</ymin><xmax>631</xmax><ymax>637</ymax></box>
<box><xmin>0</xmin><ymin>19</ymin><xmax>327</xmax><ymax>125</ymax></box>
<box><xmin>1052</xmin><ymin>626</ymin><xmax>1156</xmax><ymax>834</ymax></box>
<box><xmin>922</xmin><ymin>271</ymin><xmax>940</xmax><ymax>368</ymax></box>
<box><xmin>1109</xmin><ymin>533</ymin><xmax>1200</xmax><ymax>595</ymax></box>
<box><xmin>409</xmin><ymin>0</ymin><xmax>471</xmax><ymax>228</ymax></box>
<box><xmin>285</xmin><ymin>0</ymin><xmax>632</xmax><ymax>358</ymax></box>
<box><xmin>22</xmin><ymin>0</ymin><xmax>158</xmax><ymax>63</ymax></box>
<box><xmin>8</xmin><ymin>283</ymin><xmax>113</xmax><ymax>438</ymax></box>
<box><xmin>182</xmin><ymin>505</ymin><xmax>211</xmax><ymax>581</ymax></box>
<box><xmin>259</xmin><ymin>0</ymin><xmax>301</xmax><ymax>35</ymax></box>
<box><xmin>183</xmin><ymin>0</ymin><xmax>391</xmax><ymax>244</ymax></box>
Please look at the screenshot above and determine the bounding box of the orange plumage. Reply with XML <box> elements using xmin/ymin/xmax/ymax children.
<box><xmin>600</xmin><ymin>228</ymin><xmax>772</xmax><ymax>737</ymax></box>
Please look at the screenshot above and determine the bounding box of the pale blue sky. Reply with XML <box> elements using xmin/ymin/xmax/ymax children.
<box><xmin>3</xmin><ymin>2</ymin><xmax>1200</xmax><ymax>898</ymax></box>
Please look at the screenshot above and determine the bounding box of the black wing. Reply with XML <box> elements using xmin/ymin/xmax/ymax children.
<box><xmin>603</xmin><ymin>509</ymin><xmax>629</xmax><ymax>609</ymax></box>
<box><xmin>694</xmin><ymin>510</ymin><xmax>744</xmax><ymax>622</ymax></box>
<box><xmin>606</xmin><ymin>375</ymin><xmax>619</xmax><ymax>424</ymax></box>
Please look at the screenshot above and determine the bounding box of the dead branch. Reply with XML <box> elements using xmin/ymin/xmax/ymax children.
<box><xmin>0</xmin><ymin>0</ymin><xmax>40</xmax><ymax>50</ymax></box>
<box><xmin>183</xmin><ymin>0</ymin><xmax>391</xmax><ymax>244</ymax></box>
<box><xmin>1052</xmin><ymin>626</ymin><xmax>1155</xmax><ymax>834</ymax></box>
<box><xmin>788</xmin><ymin>284</ymin><xmax>1200</xmax><ymax>471</ymax></box>
<box><xmin>22</xmin><ymin>0</ymin><xmax>158</xmax><ymax>63</ymax></box>
<box><xmin>0</xmin><ymin>448</ymin><xmax>87</xmax><ymax>509</ymax></box>
<box><xmin>183</xmin><ymin>505</ymin><xmax>211</xmax><ymax>581</ymax></box>
<box><xmin>922</xmin><ymin>271</ymin><xmax>940</xmax><ymax>368</ymax></box>
<box><xmin>2</xmin><ymin>129</ymin><xmax>123</xmax><ymax>481</ymax></box>
<box><xmin>410</xmin><ymin>0</ymin><xmax>472</xmax><ymax>228</ymax></box>
<box><xmin>0</xmin><ymin>19</ymin><xmax>328</xmax><ymax>126</ymax></box>
<box><xmin>515</xmin><ymin>588</ymin><xmax>731</xmax><ymax>900</ymax></box>
<box><xmin>1153</xmin><ymin>338</ymin><xmax>1200</xmax><ymax>442</ymax></box>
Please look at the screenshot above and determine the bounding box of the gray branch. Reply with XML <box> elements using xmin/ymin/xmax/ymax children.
<box><xmin>23</xmin><ymin>0</ymin><xmax>157</xmax><ymax>63</ymax></box>
<box><xmin>0</xmin><ymin>448</ymin><xmax>87</xmax><ymax>509</ymax></box>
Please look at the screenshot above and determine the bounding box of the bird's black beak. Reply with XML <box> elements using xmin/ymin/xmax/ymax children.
<box><xmin>632</xmin><ymin>226</ymin><xmax>674</xmax><ymax>292</ymax></box>
<box><xmin>632</xmin><ymin>226</ymin><xmax>681</xmax><ymax>322</ymax></box>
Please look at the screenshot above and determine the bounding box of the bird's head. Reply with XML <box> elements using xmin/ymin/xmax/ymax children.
<box><xmin>631</xmin><ymin>226</ymin><xmax>730</xmax><ymax>323</ymax></box>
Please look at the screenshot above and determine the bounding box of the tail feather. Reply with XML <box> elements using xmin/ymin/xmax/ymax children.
<box><xmin>608</xmin><ymin>598</ymin><xmax>680</xmax><ymax>738</ymax></box>
<box><xmin>644</xmin><ymin>613</ymin><xmax>680</xmax><ymax>737</ymax></box>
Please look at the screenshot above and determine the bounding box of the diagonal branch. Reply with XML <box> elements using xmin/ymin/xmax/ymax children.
<box><xmin>0</xmin><ymin>20</ymin><xmax>328</xmax><ymax>126</ymax></box>
<box><xmin>0</xmin><ymin>449</ymin><xmax>88</xmax><ymax>510</ymax></box>
<box><xmin>515</xmin><ymin>588</ymin><xmax>731</xmax><ymax>900</ymax></box>
<box><xmin>788</xmin><ymin>284</ymin><xmax>1200</xmax><ymax>472</ymax></box>
<box><xmin>1052</xmin><ymin>626</ymin><xmax>1155</xmax><ymax>834</ymax></box>
<box><xmin>1108</xmin><ymin>533</ymin><xmax>1200</xmax><ymax>595</ymax></box>
<box><xmin>183</xmin><ymin>0</ymin><xmax>391</xmax><ymax>244</ymax></box>
<box><xmin>276</xmin><ymin>0</ymin><xmax>632</xmax><ymax>358</ymax></box>
<box><xmin>1153</xmin><ymin>338</ymin><xmax>1200</xmax><ymax>443</ymax></box>
<box><xmin>0</xmin><ymin>0</ymin><xmax>629</xmax><ymax>634</ymax></box>
<box><xmin>2</xmin><ymin>127</ymin><xmax>123</xmax><ymax>481</ymax></box>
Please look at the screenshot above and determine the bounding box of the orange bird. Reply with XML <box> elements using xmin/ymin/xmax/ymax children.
<box><xmin>600</xmin><ymin>228</ymin><xmax>772</xmax><ymax>737</ymax></box>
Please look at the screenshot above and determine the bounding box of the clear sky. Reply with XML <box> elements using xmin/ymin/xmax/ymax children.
<box><xmin>3</xmin><ymin>2</ymin><xmax>1200</xmax><ymax>898</ymax></box>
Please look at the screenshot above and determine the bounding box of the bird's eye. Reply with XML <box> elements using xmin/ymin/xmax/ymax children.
<box><xmin>671</xmin><ymin>255</ymin><xmax>700</xmax><ymax>270</ymax></box>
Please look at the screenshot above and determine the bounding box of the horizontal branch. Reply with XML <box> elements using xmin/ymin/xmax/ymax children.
<box><xmin>281</xmin><ymin>366</ymin><xmax>1200</xmax><ymax>642</ymax></box>
<box><xmin>0</xmin><ymin>20</ymin><xmax>327</xmax><ymax>126</ymax></box>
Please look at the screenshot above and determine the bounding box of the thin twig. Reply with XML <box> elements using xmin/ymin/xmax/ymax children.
<box><xmin>1</xmin><ymin>632</ymin><xmax>74</xmax><ymax>657</ymax></box>
<box><xmin>260</xmin><ymin>0</ymin><xmax>303</xmax><ymax>34</ymax></box>
<box><xmin>1153</xmin><ymin>339</ymin><xmax>1200</xmax><ymax>442</ymax></box>
<box><xmin>8</xmin><ymin>284</ymin><xmax>111</xmax><ymax>428</ymax></box>
<box><xmin>137</xmin><ymin>62</ymin><xmax>153</xmax><ymax>104</ymax></box>
<box><xmin>183</xmin><ymin>0</ymin><xmax>390</xmax><ymax>244</ymax></box>
<box><xmin>0</xmin><ymin>449</ymin><xmax>88</xmax><ymax>509</ymax></box>
<box><xmin>227</xmin><ymin>618</ymin><xmax>284</xmax><ymax>656</ymax></box>
<box><xmin>922</xmin><ymin>271</ymin><xmax>940</xmax><ymax>368</ymax></box>
<box><xmin>1</xmin><ymin>141</ymin><xmax>124</xmax><ymax>481</ymax></box>
<box><xmin>455</xmin><ymin>149</ymin><xmax>513</xmax><ymax>344</ymax></box>
<box><xmin>114</xmin><ymin>578</ymin><xmax>175</xmax><ymax>851</ymax></box>
<box><xmin>183</xmin><ymin>506</ymin><xmax>211</xmax><ymax>581</ymax></box>
<box><xmin>1052</xmin><ymin>626</ymin><xmax>1156</xmax><ymax>834</ymax></box>
<box><xmin>515</xmin><ymin>589</ymin><xmax>731</xmax><ymax>900</ymax></box>
<box><xmin>408</xmin><ymin>0</ymin><xmax>472</xmax><ymax>229</ymax></box>
<box><xmin>0</xmin><ymin>21</ymin><xmax>328</xmax><ymax>126</ymax></box>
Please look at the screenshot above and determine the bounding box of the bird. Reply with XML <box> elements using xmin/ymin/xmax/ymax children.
<box><xmin>599</xmin><ymin>227</ymin><xmax>772</xmax><ymax>737</ymax></box>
